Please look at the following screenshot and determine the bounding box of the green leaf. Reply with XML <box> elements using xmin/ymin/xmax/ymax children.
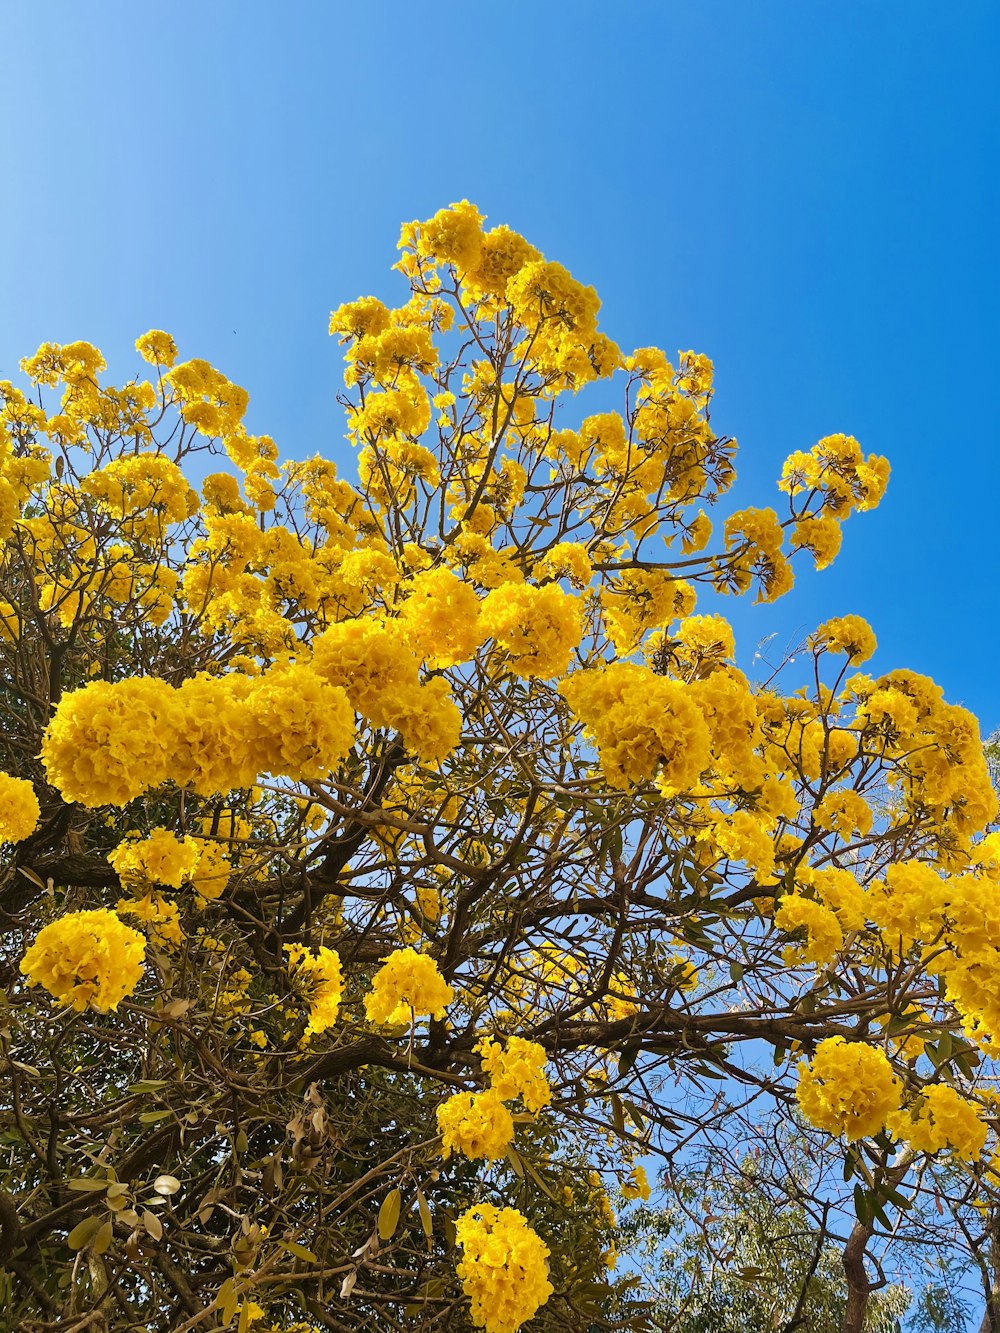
<box><xmin>66</xmin><ymin>1215</ymin><xmax>103</xmax><ymax>1250</ymax></box>
<box><xmin>92</xmin><ymin>1219</ymin><xmax>114</xmax><ymax>1255</ymax></box>
<box><xmin>377</xmin><ymin>1187</ymin><xmax>402</xmax><ymax>1241</ymax></box>
<box><xmin>67</xmin><ymin>1178</ymin><xmax>109</xmax><ymax>1193</ymax></box>
<box><xmin>611</xmin><ymin>1093</ymin><xmax>626</xmax><ymax>1136</ymax></box>
<box><xmin>138</xmin><ymin>1109</ymin><xmax>172</xmax><ymax>1124</ymax></box>
<box><xmin>521</xmin><ymin>1155</ymin><xmax>558</xmax><ymax>1203</ymax></box>
<box><xmin>617</xmin><ymin>1039</ymin><xmax>641</xmax><ymax>1077</ymax></box>
<box><xmin>278</xmin><ymin>1239</ymin><xmax>317</xmax><ymax>1263</ymax></box>
<box><xmin>623</xmin><ymin>1101</ymin><xmax>646</xmax><ymax>1134</ymax></box>
<box><xmin>415</xmin><ymin>1186</ymin><xmax>433</xmax><ymax>1245</ymax></box>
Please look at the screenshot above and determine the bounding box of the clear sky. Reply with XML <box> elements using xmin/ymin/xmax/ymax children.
<box><xmin>2</xmin><ymin>2</ymin><xmax>998</xmax><ymax>728</ymax></box>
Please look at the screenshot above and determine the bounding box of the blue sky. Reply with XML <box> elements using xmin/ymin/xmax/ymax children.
<box><xmin>2</xmin><ymin>2</ymin><xmax>998</xmax><ymax>728</ymax></box>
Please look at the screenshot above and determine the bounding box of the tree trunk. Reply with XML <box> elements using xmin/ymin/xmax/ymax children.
<box><xmin>842</xmin><ymin>1219</ymin><xmax>874</xmax><ymax>1333</ymax></box>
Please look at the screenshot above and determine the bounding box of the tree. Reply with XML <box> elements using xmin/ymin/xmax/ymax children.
<box><xmin>619</xmin><ymin>1130</ymin><xmax>980</xmax><ymax>1332</ymax></box>
<box><xmin>0</xmin><ymin>200</ymin><xmax>997</xmax><ymax>1333</ymax></box>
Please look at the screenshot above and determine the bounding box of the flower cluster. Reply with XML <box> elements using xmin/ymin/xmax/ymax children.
<box><xmin>437</xmin><ymin>1090</ymin><xmax>514</xmax><ymax>1162</ymax></box>
<box><xmin>454</xmin><ymin>1204</ymin><xmax>553</xmax><ymax>1333</ymax></box>
<box><xmin>436</xmin><ymin>1036</ymin><xmax>550</xmax><ymax>1164</ymax></box>
<box><xmin>560</xmin><ymin>662</ymin><xmax>710</xmax><ymax>791</ymax></box>
<box><xmin>20</xmin><ymin>909</ymin><xmax>146</xmax><ymax>1012</ymax></box>
<box><xmin>0</xmin><ymin>773</ymin><xmax>40</xmax><ymax>843</ymax></box>
<box><xmin>481</xmin><ymin>583</ymin><xmax>582</xmax><ymax>679</ymax></box>
<box><xmin>796</xmin><ymin>1037</ymin><xmax>901</xmax><ymax>1141</ymax></box>
<box><xmin>42</xmin><ymin>666</ymin><xmax>356</xmax><ymax>806</ymax></box>
<box><xmin>477</xmin><ymin>1035</ymin><xmax>551</xmax><ymax>1112</ymax></box>
<box><xmin>311</xmin><ymin>620</ymin><xmax>460</xmax><ymax>764</ymax></box>
<box><xmin>363</xmin><ymin>948</ymin><xmax>454</xmax><ymax>1025</ymax></box>
<box><xmin>286</xmin><ymin>943</ymin><xmax>344</xmax><ymax>1035</ymax></box>
<box><xmin>887</xmin><ymin>1086</ymin><xmax>987</xmax><ymax>1162</ymax></box>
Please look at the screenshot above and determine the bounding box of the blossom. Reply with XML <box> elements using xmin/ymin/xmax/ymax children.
<box><xmin>110</xmin><ymin>828</ymin><xmax>199</xmax><ymax>889</ymax></box>
<box><xmin>41</xmin><ymin>677</ymin><xmax>179</xmax><ymax>807</ymax></box>
<box><xmin>397</xmin><ymin>566</ymin><xmax>485</xmax><ymax>668</ymax></box>
<box><xmin>135</xmin><ymin>329</ymin><xmax>178</xmax><ymax>368</ymax></box>
<box><xmin>363</xmin><ymin>948</ymin><xmax>454</xmax><ymax>1025</ymax></box>
<box><xmin>621</xmin><ymin>1164</ymin><xmax>651</xmax><ymax>1201</ymax></box>
<box><xmin>813</xmin><ymin>614</ymin><xmax>877</xmax><ymax>663</ymax></box>
<box><xmin>455</xmin><ymin>1204</ymin><xmax>553</xmax><ymax>1333</ymax></box>
<box><xmin>477</xmin><ymin>1035</ymin><xmax>551</xmax><ymax>1112</ymax></box>
<box><xmin>888</xmin><ymin>1085</ymin><xmax>987</xmax><ymax>1162</ymax></box>
<box><xmin>20</xmin><ymin>909</ymin><xmax>146</xmax><ymax>1012</ymax></box>
<box><xmin>116</xmin><ymin>892</ymin><xmax>184</xmax><ymax>949</ymax></box>
<box><xmin>437</xmin><ymin>1089</ymin><xmax>514</xmax><ymax>1161</ymax></box>
<box><xmin>286</xmin><ymin>943</ymin><xmax>344</xmax><ymax>1034</ymax></box>
<box><xmin>796</xmin><ymin>1037</ymin><xmax>901</xmax><ymax>1141</ymax></box>
<box><xmin>774</xmin><ymin>894</ymin><xmax>844</xmax><ymax>967</ymax></box>
<box><xmin>414</xmin><ymin>199</ymin><xmax>485</xmax><ymax>273</ymax></box>
<box><xmin>481</xmin><ymin>583</ymin><xmax>582</xmax><ymax>679</ymax></box>
<box><xmin>792</xmin><ymin>514</ymin><xmax>842</xmax><ymax>570</ymax></box>
<box><xmin>0</xmin><ymin>773</ymin><xmax>40</xmax><ymax>843</ymax></box>
<box><xmin>560</xmin><ymin>662</ymin><xmax>710</xmax><ymax>792</ymax></box>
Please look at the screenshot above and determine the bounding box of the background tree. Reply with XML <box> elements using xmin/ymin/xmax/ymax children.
<box><xmin>618</xmin><ymin>1126</ymin><xmax>981</xmax><ymax>1332</ymax></box>
<box><xmin>0</xmin><ymin>202</ymin><xmax>997</xmax><ymax>1333</ymax></box>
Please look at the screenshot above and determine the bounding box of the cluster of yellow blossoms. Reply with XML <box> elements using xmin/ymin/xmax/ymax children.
<box><xmin>796</xmin><ymin>1038</ymin><xmax>903</xmax><ymax>1142</ymax></box>
<box><xmin>285</xmin><ymin>944</ymin><xmax>344</xmax><ymax>1035</ymax></box>
<box><xmin>0</xmin><ymin>772</ymin><xmax>40</xmax><ymax>843</ymax></box>
<box><xmin>363</xmin><ymin>947</ymin><xmax>454</xmax><ymax>1026</ymax></box>
<box><xmin>20</xmin><ymin>905</ymin><xmax>454</xmax><ymax>1042</ymax></box>
<box><xmin>20</xmin><ymin>909</ymin><xmax>146</xmax><ymax>1013</ymax></box>
<box><xmin>437</xmin><ymin>1090</ymin><xmax>515</xmax><ymax>1163</ymax></box>
<box><xmin>109</xmin><ymin>827</ymin><xmax>231</xmax><ymax>899</ymax></box>
<box><xmin>454</xmin><ymin>1204</ymin><xmax>553</xmax><ymax>1333</ymax></box>
<box><xmin>796</xmin><ymin>1037</ymin><xmax>987</xmax><ymax>1162</ymax></box>
<box><xmin>437</xmin><ymin>1036</ymin><xmax>551</xmax><ymax>1162</ymax></box>
<box><xmin>41</xmin><ymin>666</ymin><xmax>356</xmax><ymax>805</ymax></box>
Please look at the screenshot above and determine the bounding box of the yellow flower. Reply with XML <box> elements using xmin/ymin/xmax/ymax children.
<box><xmin>134</xmin><ymin>329</ymin><xmax>178</xmax><ymax>368</ymax></box>
<box><xmin>20</xmin><ymin>909</ymin><xmax>146</xmax><ymax>1012</ymax></box>
<box><xmin>188</xmin><ymin>840</ymin><xmax>232</xmax><ymax>902</ymax></box>
<box><xmin>560</xmin><ymin>662</ymin><xmax>710</xmax><ymax>792</ymax></box>
<box><xmin>792</xmin><ymin>514</ymin><xmax>842</xmax><ymax>570</ymax></box>
<box><xmin>887</xmin><ymin>1085</ymin><xmax>987</xmax><ymax>1162</ymax></box>
<box><xmin>531</xmin><ymin>542</ymin><xmax>594</xmax><ymax>590</ymax></box>
<box><xmin>774</xmin><ymin>894</ymin><xmax>844</xmax><ymax>966</ymax></box>
<box><xmin>41</xmin><ymin>677</ymin><xmax>179</xmax><ymax>807</ymax></box>
<box><xmin>116</xmin><ymin>892</ymin><xmax>184</xmax><ymax>950</ymax></box>
<box><xmin>455</xmin><ymin>1204</ymin><xmax>553</xmax><ymax>1333</ymax></box>
<box><xmin>397</xmin><ymin>566</ymin><xmax>485</xmax><ymax>668</ymax></box>
<box><xmin>813</xmin><ymin>614</ymin><xmax>877</xmax><ymax>663</ymax></box>
<box><xmin>437</xmin><ymin>1089</ymin><xmax>514</xmax><ymax>1161</ymax></box>
<box><xmin>110</xmin><ymin>828</ymin><xmax>199</xmax><ymax>889</ymax></box>
<box><xmin>363</xmin><ymin>948</ymin><xmax>454</xmax><ymax>1025</ymax></box>
<box><xmin>286</xmin><ymin>943</ymin><xmax>344</xmax><ymax>1035</ymax></box>
<box><xmin>414</xmin><ymin>199</ymin><xmax>485</xmax><ymax>273</ymax></box>
<box><xmin>481</xmin><ymin>583</ymin><xmax>582</xmax><ymax>679</ymax></box>
<box><xmin>0</xmin><ymin>773</ymin><xmax>40</xmax><ymax>843</ymax></box>
<box><xmin>796</xmin><ymin>1037</ymin><xmax>901</xmax><ymax>1141</ymax></box>
<box><xmin>477</xmin><ymin>1035</ymin><xmax>551</xmax><ymax>1112</ymax></box>
<box><xmin>621</xmin><ymin>1164</ymin><xmax>651</xmax><ymax>1201</ymax></box>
